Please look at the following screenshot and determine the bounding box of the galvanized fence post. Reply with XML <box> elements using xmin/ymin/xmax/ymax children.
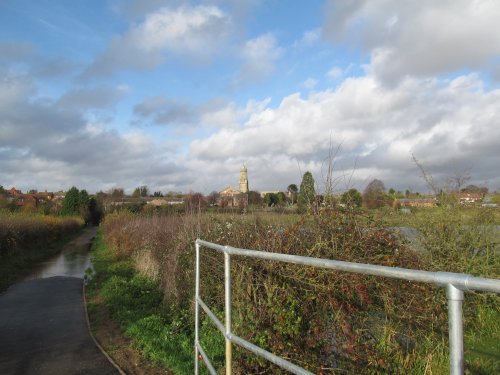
<box><xmin>224</xmin><ymin>249</ymin><xmax>232</xmax><ymax>375</ymax></box>
<box><xmin>194</xmin><ymin>241</ymin><xmax>201</xmax><ymax>375</ymax></box>
<box><xmin>446</xmin><ymin>283</ymin><xmax>464</xmax><ymax>375</ymax></box>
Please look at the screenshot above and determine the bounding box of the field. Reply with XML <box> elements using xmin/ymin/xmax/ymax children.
<box><xmin>88</xmin><ymin>206</ymin><xmax>499</xmax><ymax>374</ymax></box>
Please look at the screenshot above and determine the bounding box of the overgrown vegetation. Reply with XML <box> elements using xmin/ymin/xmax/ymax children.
<box><xmin>87</xmin><ymin>230</ymin><xmax>218</xmax><ymax>374</ymax></box>
<box><xmin>0</xmin><ymin>212</ymin><xmax>83</xmax><ymax>289</ymax></box>
<box><xmin>91</xmin><ymin>205</ymin><xmax>499</xmax><ymax>374</ymax></box>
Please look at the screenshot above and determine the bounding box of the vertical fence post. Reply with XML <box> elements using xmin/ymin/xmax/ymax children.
<box><xmin>224</xmin><ymin>250</ymin><xmax>232</xmax><ymax>375</ymax></box>
<box><xmin>194</xmin><ymin>241</ymin><xmax>201</xmax><ymax>375</ymax></box>
<box><xmin>446</xmin><ymin>283</ymin><xmax>464</xmax><ymax>375</ymax></box>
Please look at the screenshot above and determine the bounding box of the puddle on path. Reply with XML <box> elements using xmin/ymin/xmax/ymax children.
<box><xmin>22</xmin><ymin>228</ymin><xmax>96</xmax><ymax>281</ymax></box>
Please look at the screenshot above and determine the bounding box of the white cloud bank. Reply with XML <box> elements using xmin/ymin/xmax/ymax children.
<box><xmin>323</xmin><ymin>0</ymin><xmax>500</xmax><ymax>84</ymax></box>
<box><xmin>188</xmin><ymin>73</ymin><xmax>500</xmax><ymax>193</ymax></box>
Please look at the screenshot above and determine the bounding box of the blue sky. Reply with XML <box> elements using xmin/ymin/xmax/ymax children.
<box><xmin>1</xmin><ymin>0</ymin><xmax>499</xmax><ymax>194</ymax></box>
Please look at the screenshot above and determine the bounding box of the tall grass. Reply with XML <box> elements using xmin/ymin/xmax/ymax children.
<box><xmin>98</xmin><ymin>207</ymin><xmax>499</xmax><ymax>374</ymax></box>
<box><xmin>0</xmin><ymin>211</ymin><xmax>83</xmax><ymax>256</ymax></box>
<box><xmin>0</xmin><ymin>211</ymin><xmax>83</xmax><ymax>289</ymax></box>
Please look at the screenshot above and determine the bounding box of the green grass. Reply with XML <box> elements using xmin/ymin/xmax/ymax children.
<box><xmin>87</xmin><ymin>230</ymin><xmax>215</xmax><ymax>374</ymax></box>
<box><xmin>464</xmin><ymin>304</ymin><xmax>500</xmax><ymax>374</ymax></box>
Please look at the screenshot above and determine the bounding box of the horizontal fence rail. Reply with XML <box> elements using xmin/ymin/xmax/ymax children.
<box><xmin>194</xmin><ymin>239</ymin><xmax>500</xmax><ymax>375</ymax></box>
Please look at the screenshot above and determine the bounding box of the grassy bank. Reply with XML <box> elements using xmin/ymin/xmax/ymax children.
<box><xmin>92</xmin><ymin>208</ymin><xmax>499</xmax><ymax>374</ymax></box>
<box><xmin>0</xmin><ymin>212</ymin><xmax>83</xmax><ymax>290</ymax></box>
<box><xmin>86</xmin><ymin>230</ymin><xmax>209</xmax><ymax>374</ymax></box>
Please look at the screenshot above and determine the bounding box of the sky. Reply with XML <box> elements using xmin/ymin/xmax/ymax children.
<box><xmin>1</xmin><ymin>0</ymin><xmax>499</xmax><ymax>195</ymax></box>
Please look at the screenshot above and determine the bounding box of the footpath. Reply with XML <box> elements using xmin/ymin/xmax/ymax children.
<box><xmin>0</xmin><ymin>228</ymin><xmax>120</xmax><ymax>375</ymax></box>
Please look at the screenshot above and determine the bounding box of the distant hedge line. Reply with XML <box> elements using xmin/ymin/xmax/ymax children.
<box><xmin>0</xmin><ymin>213</ymin><xmax>83</xmax><ymax>258</ymax></box>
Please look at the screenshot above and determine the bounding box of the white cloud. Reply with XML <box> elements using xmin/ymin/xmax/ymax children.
<box><xmin>302</xmin><ymin>78</ymin><xmax>318</xmax><ymax>90</ymax></box>
<box><xmin>0</xmin><ymin>73</ymin><xmax>183</xmax><ymax>193</ymax></box>
<box><xmin>323</xmin><ymin>0</ymin><xmax>500</xmax><ymax>84</ymax></box>
<box><xmin>187</xmin><ymin>73</ymin><xmax>500</xmax><ymax>192</ymax></box>
<box><xmin>233</xmin><ymin>33</ymin><xmax>284</xmax><ymax>86</ymax></box>
<box><xmin>293</xmin><ymin>28</ymin><xmax>321</xmax><ymax>48</ymax></box>
<box><xmin>133</xmin><ymin>6</ymin><xmax>229</xmax><ymax>54</ymax></box>
<box><xmin>326</xmin><ymin>66</ymin><xmax>343</xmax><ymax>79</ymax></box>
<box><xmin>84</xmin><ymin>5</ymin><xmax>231</xmax><ymax>77</ymax></box>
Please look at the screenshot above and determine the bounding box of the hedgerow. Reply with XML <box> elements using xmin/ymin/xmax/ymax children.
<box><xmin>99</xmin><ymin>207</ymin><xmax>499</xmax><ymax>374</ymax></box>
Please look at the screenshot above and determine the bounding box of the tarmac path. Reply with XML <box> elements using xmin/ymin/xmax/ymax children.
<box><xmin>0</xmin><ymin>228</ymin><xmax>120</xmax><ymax>375</ymax></box>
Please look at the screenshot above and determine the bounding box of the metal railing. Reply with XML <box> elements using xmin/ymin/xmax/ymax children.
<box><xmin>194</xmin><ymin>239</ymin><xmax>500</xmax><ymax>375</ymax></box>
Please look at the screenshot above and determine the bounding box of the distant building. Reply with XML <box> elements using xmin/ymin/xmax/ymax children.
<box><xmin>217</xmin><ymin>166</ymin><xmax>249</xmax><ymax>207</ymax></box>
<box><xmin>453</xmin><ymin>192</ymin><xmax>483</xmax><ymax>205</ymax></box>
<box><xmin>146</xmin><ymin>198</ymin><xmax>183</xmax><ymax>206</ymax></box>
<box><xmin>8</xmin><ymin>187</ymin><xmax>22</xmax><ymax>196</ymax></box>
<box><xmin>393</xmin><ymin>198</ymin><xmax>437</xmax><ymax>208</ymax></box>
<box><xmin>239</xmin><ymin>166</ymin><xmax>249</xmax><ymax>193</ymax></box>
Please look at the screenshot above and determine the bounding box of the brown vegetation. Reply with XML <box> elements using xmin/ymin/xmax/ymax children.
<box><xmin>100</xmin><ymin>208</ymin><xmax>465</xmax><ymax>373</ymax></box>
<box><xmin>0</xmin><ymin>213</ymin><xmax>83</xmax><ymax>258</ymax></box>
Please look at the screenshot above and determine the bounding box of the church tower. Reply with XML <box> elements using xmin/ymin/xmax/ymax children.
<box><xmin>239</xmin><ymin>166</ymin><xmax>249</xmax><ymax>193</ymax></box>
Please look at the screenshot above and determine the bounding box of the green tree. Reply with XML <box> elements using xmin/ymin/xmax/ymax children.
<box><xmin>276</xmin><ymin>192</ymin><xmax>287</xmax><ymax>205</ymax></box>
<box><xmin>264</xmin><ymin>193</ymin><xmax>278</xmax><ymax>207</ymax></box>
<box><xmin>298</xmin><ymin>171</ymin><xmax>316</xmax><ymax>211</ymax></box>
<box><xmin>287</xmin><ymin>184</ymin><xmax>298</xmax><ymax>205</ymax></box>
<box><xmin>87</xmin><ymin>197</ymin><xmax>103</xmax><ymax>225</ymax></box>
<box><xmin>61</xmin><ymin>187</ymin><xmax>80</xmax><ymax>216</ymax></box>
<box><xmin>248</xmin><ymin>191</ymin><xmax>262</xmax><ymax>206</ymax></box>
<box><xmin>133</xmin><ymin>185</ymin><xmax>149</xmax><ymax>197</ymax></box>
<box><xmin>37</xmin><ymin>201</ymin><xmax>50</xmax><ymax>215</ymax></box>
<box><xmin>79</xmin><ymin>189</ymin><xmax>89</xmax><ymax>207</ymax></box>
<box><xmin>363</xmin><ymin>179</ymin><xmax>386</xmax><ymax>208</ymax></box>
<box><xmin>341</xmin><ymin>188</ymin><xmax>362</xmax><ymax>208</ymax></box>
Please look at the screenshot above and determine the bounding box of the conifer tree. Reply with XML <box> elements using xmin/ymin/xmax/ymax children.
<box><xmin>61</xmin><ymin>186</ymin><xmax>80</xmax><ymax>216</ymax></box>
<box><xmin>298</xmin><ymin>171</ymin><xmax>316</xmax><ymax>211</ymax></box>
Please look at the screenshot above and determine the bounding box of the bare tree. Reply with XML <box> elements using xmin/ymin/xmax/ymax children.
<box><xmin>321</xmin><ymin>137</ymin><xmax>343</xmax><ymax>205</ymax></box>
<box><xmin>412</xmin><ymin>153</ymin><xmax>439</xmax><ymax>196</ymax></box>
<box><xmin>448</xmin><ymin>168</ymin><xmax>471</xmax><ymax>192</ymax></box>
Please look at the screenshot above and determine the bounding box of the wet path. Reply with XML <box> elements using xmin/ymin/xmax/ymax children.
<box><xmin>0</xmin><ymin>228</ymin><xmax>119</xmax><ymax>375</ymax></box>
<box><xmin>22</xmin><ymin>226</ymin><xmax>96</xmax><ymax>281</ymax></box>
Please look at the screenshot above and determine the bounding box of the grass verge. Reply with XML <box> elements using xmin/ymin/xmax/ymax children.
<box><xmin>86</xmin><ymin>229</ymin><xmax>210</xmax><ymax>375</ymax></box>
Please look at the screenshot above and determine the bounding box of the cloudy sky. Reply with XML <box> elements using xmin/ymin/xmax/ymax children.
<box><xmin>1</xmin><ymin>0</ymin><xmax>499</xmax><ymax>195</ymax></box>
